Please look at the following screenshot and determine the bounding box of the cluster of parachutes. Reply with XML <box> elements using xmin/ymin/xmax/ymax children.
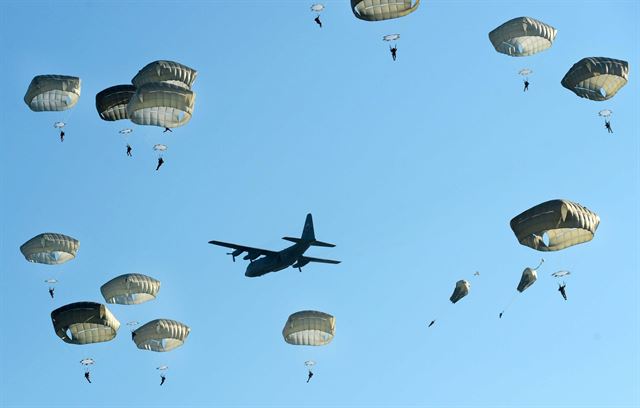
<box><xmin>488</xmin><ymin>16</ymin><xmax>629</xmax><ymax>102</ymax></box>
<box><xmin>20</xmin><ymin>233</ymin><xmax>189</xmax><ymax>380</ymax></box>
<box><xmin>96</xmin><ymin>60</ymin><xmax>197</xmax><ymax>129</ymax></box>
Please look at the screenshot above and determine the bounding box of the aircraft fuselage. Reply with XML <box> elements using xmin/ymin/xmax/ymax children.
<box><xmin>245</xmin><ymin>242</ymin><xmax>311</xmax><ymax>277</ymax></box>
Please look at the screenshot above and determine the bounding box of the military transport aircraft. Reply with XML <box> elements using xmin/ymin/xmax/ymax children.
<box><xmin>208</xmin><ymin>214</ymin><xmax>340</xmax><ymax>277</ymax></box>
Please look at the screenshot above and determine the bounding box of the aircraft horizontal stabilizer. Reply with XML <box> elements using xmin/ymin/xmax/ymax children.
<box><xmin>282</xmin><ymin>237</ymin><xmax>336</xmax><ymax>247</ymax></box>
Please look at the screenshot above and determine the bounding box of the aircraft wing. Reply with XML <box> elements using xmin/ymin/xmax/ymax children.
<box><xmin>299</xmin><ymin>256</ymin><xmax>341</xmax><ymax>265</ymax></box>
<box><xmin>208</xmin><ymin>240</ymin><xmax>279</xmax><ymax>257</ymax></box>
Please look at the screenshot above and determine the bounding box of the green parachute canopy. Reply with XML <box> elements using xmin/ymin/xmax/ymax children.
<box><xmin>561</xmin><ymin>57</ymin><xmax>629</xmax><ymax>101</ymax></box>
<box><xmin>126</xmin><ymin>82</ymin><xmax>195</xmax><ymax>128</ymax></box>
<box><xmin>95</xmin><ymin>85</ymin><xmax>136</xmax><ymax>121</ymax></box>
<box><xmin>351</xmin><ymin>0</ymin><xmax>420</xmax><ymax>21</ymax></box>
<box><xmin>282</xmin><ymin>310</ymin><xmax>335</xmax><ymax>346</ymax></box>
<box><xmin>132</xmin><ymin>60</ymin><xmax>198</xmax><ymax>90</ymax></box>
<box><xmin>100</xmin><ymin>273</ymin><xmax>161</xmax><ymax>305</ymax></box>
<box><xmin>132</xmin><ymin>319</ymin><xmax>190</xmax><ymax>352</ymax></box>
<box><xmin>510</xmin><ymin>199</ymin><xmax>600</xmax><ymax>251</ymax></box>
<box><xmin>24</xmin><ymin>75</ymin><xmax>81</xmax><ymax>112</ymax></box>
<box><xmin>51</xmin><ymin>302</ymin><xmax>120</xmax><ymax>345</ymax></box>
<box><xmin>20</xmin><ymin>233</ymin><xmax>79</xmax><ymax>265</ymax></box>
<box><xmin>489</xmin><ymin>17</ymin><xmax>557</xmax><ymax>57</ymax></box>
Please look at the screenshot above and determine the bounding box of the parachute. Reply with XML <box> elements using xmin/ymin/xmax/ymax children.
<box><xmin>95</xmin><ymin>85</ymin><xmax>136</xmax><ymax>121</ymax></box>
<box><xmin>100</xmin><ymin>273</ymin><xmax>161</xmax><ymax>305</ymax></box>
<box><xmin>126</xmin><ymin>82</ymin><xmax>195</xmax><ymax>129</ymax></box>
<box><xmin>598</xmin><ymin>109</ymin><xmax>612</xmax><ymax>119</ymax></box>
<box><xmin>561</xmin><ymin>57</ymin><xmax>629</xmax><ymax>101</ymax></box>
<box><xmin>510</xmin><ymin>200</ymin><xmax>600</xmax><ymax>251</ymax></box>
<box><xmin>157</xmin><ymin>365</ymin><xmax>169</xmax><ymax>371</ymax></box>
<box><xmin>351</xmin><ymin>0</ymin><xmax>420</xmax><ymax>22</ymax></box>
<box><xmin>132</xmin><ymin>60</ymin><xmax>198</xmax><ymax>90</ymax></box>
<box><xmin>44</xmin><ymin>278</ymin><xmax>58</xmax><ymax>284</ymax></box>
<box><xmin>80</xmin><ymin>358</ymin><xmax>95</xmax><ymax>367</ymax></box>
<box><xmin>153</xmin><ymin>144</ymin><xmax>168</xmax><ymax>152</ymax></box>
<box><xmin>519</xmin><ymin>68</ymin><xmax>533</xmax><ymax>77</ymax></box>
<box><xmin>383</xmin><ymin>34</ymin><xmax>400</xmax><ymax>42</ymax></box>
<box><xmin>551</xmin><ymin>270</ymin><xmax>571</xmax><ymax>278</ymax></box>
<box><xmin>24</xmin><ymin>75</ymin><xmax>81</xmax><ymax>112</ymax></box>
<box><xmin>20</xmin><ymin>233</ymin><xmax>80</xmax><ymax>265</ymax></box>
<box><xmin>517</xmin><ymin>259</ymin><xmax>544</xmax><ymax>293</ymax></box>
<box><xmin>488</xmin><ymin>17</ymin><xmax>557</xmax><ymax>57</ymax></box>
<box><xmin>282</xmin><ymin>310</ymin><xmax>335</xmax><ymax>346</ymax></box>
<box><xmin>449</xmin><ymin>280</ymin><xmax>470</xmax><ymax>304</ymax></box>
<box><xmin>132</xmin><ymin>319</ymin><xmax>190</xmax><ymax>352</ymax></box>
<box><xmin>119</xmin><ymin>128</ymin><xmax>133</xmax><ymax>135</ymax></box>
<box><xmin>310</xmin><ymin>3</ymin><xmax>324</xmax><ymax>12</ymax></box>
<box><xmin>304</xmin><ymin>360</ymin><xmax>316</xmax><ymax>368</ymax></box>
<box><xmin>51</xmin><ymin>302</ymin><xmax>120</xmax><ymax>345</ymax></box>
<box><xmin>53</xmin><ymin>121</ymin><xmax>66</xmax><ymax>129</ymax></box>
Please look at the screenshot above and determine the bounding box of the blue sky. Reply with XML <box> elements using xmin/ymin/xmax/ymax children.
<box><xmin>1</xmin><ymin>1</ymin><xmax>638</xmax><ymax>407</ymax></box>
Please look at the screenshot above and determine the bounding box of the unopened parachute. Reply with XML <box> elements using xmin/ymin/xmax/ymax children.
<box><xmin>132</xmin><ymin>319</ymin><xmax>190</xmax><ymax>352</ymax></box>
<box><xmin>100</xmin><ymin>273</ymin><xmax>161</xmax><ymax>305</ymax></box>
<box><xmin>20</xmin><ymin>233</ymin><xmax>80</xmax><ymax>265</ymax></box>
<box><xmin>283</xmin><ymin>310</ymin><xmax>335</xmax><ymax>346</ymax></box>
<box><xmin>489</xmin><ymin>17</ymin><xmax>557</xmax><ymax>57</ymax></box>
<box><xmin>51</xmin><ymin>302</ymin><xmax>120</xmax><ymax>345</ymax></box>
<box><xmin>510</xmin><ymin>199</ymin><xmax>600</xmax><ymax>251</ymax></box>
<box><xmin>450</xmin><ymin>280</ymin><xmax>470</xmax><ymax>304</ymax></box>
<box><xmin>96</xmin><ymin>85</ymin><xmax>136</xmax><ymax>121</ymax></box>
<box><xmin>561</xmin><ymin>57</ymin><xmax>629</xmax><ymax>101</ymax></box>
<box><xmin>351</xmin><ymin>0</ymin><xmax>420</xmax><ymax>21</ymax></box>
<box><xmin>24</xmin><ymin>75</ymin><xmax>81</xmax><ymax>112</ymax></box>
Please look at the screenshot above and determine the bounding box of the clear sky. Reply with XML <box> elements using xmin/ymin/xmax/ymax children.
<box><xmin>1</xmin><ymin>1</ymin><xmax>638</xmax><ymax>407</ymax></box>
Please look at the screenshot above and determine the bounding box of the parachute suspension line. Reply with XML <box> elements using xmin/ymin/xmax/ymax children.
<box><xmin>533</xmin><ymin>258</ymin><xmax>544</xmax><ymax>271</ymax></box>
<box><xmin>500</xmin><ymin>292</ymin><xmax>519</xmax><ymax>318</ymax></box>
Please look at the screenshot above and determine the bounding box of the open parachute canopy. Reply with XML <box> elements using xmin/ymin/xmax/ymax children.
<box><xmin>510</xmin><ymin>199</ymin><xmax>600</xmax><ymax>252</ymax></box>
<box><xmin>489</xmin><ymin>17</ymin><xmax>557</xmax><ymax>57</ymax></box>
<box><xmin>153</xmin><ymin>144</ymin><xmax>168</xmax><ymax>152</ymax></box>
<box><xmin>450</xmin><ymin>280</ymin><xmax>470</xmax><ymax>304</ymax></box>
<box><xmin>100</xmin><ymin>273</ymin><xmax>161</xmax><ymax>305</ymax></box>
<box><xmin>519</xmin><ymin>68</ymin><xmax>533</xmax><ymax>77</ymax></box>
<box><xmin>310</xmin><ymin>3</ymin><xmax>324</xmax><ymax>12</ymax></box>
<box><xmin>20</xmin><ymin>233</ymin><xmax>79</xmax><ymax>265</ymax></box>
<box><xmin>119</xmin><ymin>128</ymin><xmax>133</xmax><ymax>135</ymax></box>
<box><xmin>80</xmin><ymin>358</ymin><xmax>95</xmax><ymax>366</ymax></box>
<box><xmin>561</xmin><ymin>57</ymin><xmax>629</xmax><ymax>101</ymax></box>
<box><xmin>552</xmin><ymin>270</ymin><xmax>571</xmax><ymax>278</ymax></box>
<box><xmin>95</xmin><ymin>85</ymin><xmax>136</xmax><ymax>121</ymax></box>
<box><xmin>283</xmin><ymin>310</ymin><xmax>335</xmax><ymax>346</ymax></box>
<box><xmin>351</xmin><ymin>0</ymin><xmax>420</xmax><ymax>21</ymax></box>
<box><xmin>51</xmin><ymin>302</ymin><xmax>120</xmax><ymax>345</ymax></box>
<box><xmin>598</xmin><ymin>109</ymin><xmax>613</xmax><ymax>118</ymax></box>
<box><xmin>132</xmin><ymin>319</ymin><xmax>190</xmax><ymax>352</ymax></box>
<box><xmin>383</xmin><ymin>34</ymin><xmax>401</xmax><ymax>42</ymax></box>
<box><xmin>24</xmin><ymin>75</ymin><xmax>81</xmax><ymax>112</ymax></box>
<box><xmin>53</xmin><ymin>121</ymin><xmax>66</xmax><ymax>129</ymax></box>
<box><xmin>44</xmin><ymin>278</ymin><xmax>58</xmax><ymax>284</ymax></box>
<box><xmin>132</xmin><ymin>60</ymin><xmax>198</xmax><ymax>90</ymax></box>
<box><xmin>157</xmin><ymin>365</ymin><xmax>169</xmax><ymax>371</ymax></box>
<box><xmin>305</xmin><ymin>360</ymin><xmax>316</xmax><ymax>368</ymax></box>
<box><xmin>127</xmin><ymin>82</ymin><xmax>195</xmax><ymax>129</ymax></box>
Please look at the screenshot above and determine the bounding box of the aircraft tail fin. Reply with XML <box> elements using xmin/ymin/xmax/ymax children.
<box><xmin>281</xmin><ymin>214</ymin><xmax>335</xmax><ymax>247</ymax></box>
<box><xmin>301</xmin><ymin>213</ymin><xmax>316</xmax><ymax>241</ymax></box>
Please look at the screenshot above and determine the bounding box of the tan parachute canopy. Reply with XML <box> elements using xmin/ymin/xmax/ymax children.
<box><xmin>449</xmin><ymin>280</ymin><xmax>470</xmax><ymax>304</ymax></box>
<box><xmin>488</xmin><ymin>17</ymin><xmax>557</xmax><ymax>57</ymax></box>
<box><xmin>517</xmin><ymin>268</ymin><xmax>537</xmax><ymax>292</ymax></box>
<box><xmin>20</xmin><ymin>233</ymin><xmax>79</xmax><ymax>265</ymax></box>
<box><xmin>561</xmin><ymin>57</ymin><xmax>629</xmax><ymax>101</ymax></box>
<box><xmin>51</xmin><ymin>302</ymin><xmax>120</xmax><ymax>345</ymax></box>
<box><xmin>132</xmin><ymin>60</ymin><xmax>198</xmax><ymax>89</ymax></box>
<box><xmin>100</xmin><ymin>273</ymin><xmax>161</xmax><ymax>305</ymax></box>
<box><xmin>283</xmin><ymin>310</ymin><xmax>335</xmax><ymax>346</ymax></box>
<box><xmin>132</xmin><ymin>319</ymin><xmax>190</xmax><ymax>352</ymax></box>
<box><xmin>95</xmin><ymin>85</ymin><xmax>136</xmax><ymax>121</ymax></box>
<box><xmin>350</xmin><ymin>0</ymin><xmax>420</xmax><ymax>21</ymax></box>
<box><xmin>510</xmin><ymin>199</ymin><xmax>600</xmax><ymax>251</ymax></box>
<box><xmin>24</xmin><ymin>75</ymin><xmax>81</xmax><ymax>112</ymax></box>
<box><xmin>126</xmin><ymin>82</ymin><xmax>195</xmax><ymax>128</ymax></box>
